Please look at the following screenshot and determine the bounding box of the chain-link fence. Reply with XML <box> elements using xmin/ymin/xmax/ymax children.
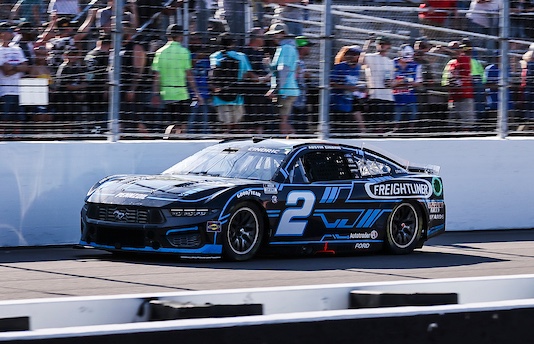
<box><xmin>1</xmin><ymin>0</ymin><xmax>533</xmax><ymax>140</ymax></box>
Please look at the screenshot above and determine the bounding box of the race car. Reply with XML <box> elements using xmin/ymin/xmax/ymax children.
<box><xmin>80</xmin><ymin>138</ymin><xmax>445</xmax><ymax>261</ymax></box>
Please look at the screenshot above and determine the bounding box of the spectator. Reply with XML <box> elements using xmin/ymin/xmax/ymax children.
<box><xmin>413</xmin><ymin>39</ymin><xmax>435</xmax><ymax>126</ymax></box>
<box><xmin>152</xmin><ymin>24</ymin><xmax>202</xmax><ymax>134</ymax></box>
<box><xmin>242</xmin><ymin>27</ymin><xmax>273</xmax><ymax>134</ymax></box>
<box><xmin>466</xmin><ymin>0</ymin><xmax>501</xmax><ymax>51</ymax></box>
<box><xmin>460</xmin><ymin>38</ymin><xmax>485</xmax><ymax>126</ymax></box>
<box><xmin>209</xmin><ymin>32</ymin><xmax>255</xmax><ymax>133</ymax></box>
<box><xmin>0</xmin><ymin>21</ymin><xmax>29</xmax><ymax>136</ymax></box>
<box><xmin>441</xmin><ymin>40</ymin><xmax>476</xmax><ymax>130</ymax></box>
<box><xmin>520</xmin><ymin>44</ymin><xmax>534</xmax><ymax>122</ymax></box>
<box><xmin>9</xmin><ymin>0</ymin><xmax>43</xmax><ymax>26</ymax></box>
<box><xmin>265</xmin><ymin>22</ymin><xmax>299</xmax><ymax>135</ymax></box>
<box><xmin>13</xmin><ymin>21</ymin><xmax>37</xmax><ymax>66</ymax></box>
<box><xmin>391</xmin><ymin>44</ymin><xmax>422</xmax><ymax>132</ymax></box>
<box><xmin>360</xmin><ymin>35</ymin><xmax>395</xmax><ymax>133</ymax></box>
<box><xmin>35</xmin><ymin>8</ymin><xmax>96</xmax><ymax>74</ymax></box>
<box><xmin>54</xmin><ymin>47</ymin><xmax>87</xmax><ymax>125</ymax></box>
<box><xmin>187</xmin><ymin>32</ymin><xmax>212</xmax><ymax>134</ymax></box>
<box><xmin>483</xmin><ymin>51</ymin><xmax>499</xmax><ymax>127</ymax></box>
<box><xmin>215</xmin><ymin>0</ymin><xmax>248</xmax><ymax>44</ymax></box>
<box><xmin>292</xmin><ymin>35</ymin><xmax>314</xmax><ymax>134</ymax></box>
<box><xmin>26</xmin><ymin>45</ymin><xmax>53</xmax><ymax>123</ymax></box>
<box><xmin>84</xmin><ymin>32</ymin><xmax>111</xmax><ymax>133</ymax></box>
<box><xmin>418</xmin><ymin>0</ymin><xmax>457</xmax><ymax>40</ymax></box>
<box><xmin>118</xmin><ymin>17</ymin><xmax>150</xmax><ymax>134</ymax></box>
<box><xmin>330</xmin><ymin>45</ymin><xmax>366</xmax><ymax>134</ymax></box>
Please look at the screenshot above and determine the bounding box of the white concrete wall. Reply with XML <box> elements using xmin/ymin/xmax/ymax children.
<box><xmin>0</xmin><ymin>138</ymin><xmax>533</xmax><ymax>247</ymax></box>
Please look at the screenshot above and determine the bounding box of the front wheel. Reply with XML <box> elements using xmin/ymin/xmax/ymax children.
<box><xmin>223</xmin><ymin>203</ymin><xmax>264</xmax><ymax>261</ymax></box>
<box><xmin>385</xmin><ymin>202</ymin><xmax>422</xmax><ymax>254</ymax></box>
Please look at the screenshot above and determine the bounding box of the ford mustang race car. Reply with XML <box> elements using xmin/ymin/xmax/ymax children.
<box><xmin>80</xmin><ymin>139</ymin><xmax>445</xmax><ymax>261</ymax></box>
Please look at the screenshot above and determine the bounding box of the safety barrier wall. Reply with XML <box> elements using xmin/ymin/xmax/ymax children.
<box><xmin>0</xmin><ymin>138</ymin><xmax>533</xmax><ymax>247</ymax></box>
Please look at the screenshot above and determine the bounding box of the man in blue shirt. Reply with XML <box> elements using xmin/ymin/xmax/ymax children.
<box><xmin>265</xmin><ymin>22</ymin><xmax>300</xmax><ymax>135</ymax></box>
<box><xmin>392</xmin><ymin>44</ymin><xmax>422</xmax><ymax>131</ymax></box>
<box><xmin>330</xmin><ymin>45</ymin><xmax>366</xmax><ymax>133</ymax></box>
<box><xmin>209</xmin><ymin>32</ymin><xmax>254</xmax><ymax>133</ymax></box>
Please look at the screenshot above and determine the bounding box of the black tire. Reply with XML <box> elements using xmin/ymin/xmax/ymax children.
<box><xmin>223</xmin><ymin>203</ymin><xmax>264</xmax><ymax>261</ymax></box>
<box><xmin>385</xmin><ymin>202</ymin><xmax>422</xmax><ymax>254</ymax></box>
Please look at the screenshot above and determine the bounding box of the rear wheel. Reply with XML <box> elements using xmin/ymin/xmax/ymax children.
<box><xmin>223</xmin><ymin>203</ymin><xmax>264</xmax><ymax>261</ymax></box>
<box><xmin>386</xmin><ymin>202</ymin><xmax>422</xmax><ymax>254</ymax></box>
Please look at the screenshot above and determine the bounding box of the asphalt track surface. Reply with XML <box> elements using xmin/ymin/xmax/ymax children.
<box><xmin>1</xmin><ymin>229</ymin><xmax>534</xmax><ymax>301</ymax></box>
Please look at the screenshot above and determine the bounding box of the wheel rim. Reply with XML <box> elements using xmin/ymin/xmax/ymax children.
<box><xmin>389</xmin><ymin>203</ymin><xmax>418</xmax><ymax>249</ymax></box>
<box><xmin>227</xmin><ymin>207</ymin><xmax>260</xmax><ymax>255</ymax></box>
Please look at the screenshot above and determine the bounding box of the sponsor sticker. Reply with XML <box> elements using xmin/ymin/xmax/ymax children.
<box><xmin>354</xmin><ymin>242</ymin><xmax>371</xmax><ymax>249</ymax></box>
<box><xmin>115</xmin><ymin>192</ymin><xmax>147</xmax><ymax>199</ymax></box>
<box><xmin>263</xmin><ymin>183</ymin><xmax>278</xmax><ymax>195</ymax></box>
<box><xmin>350</xmin><ymin>230</ymin><xmax>379</xmax><ymax>240</ymax></box>
<box><xmin>237</xmin><ymin>190</ymin><xmax>261</xmax><ymax>198</ymax></box>
<box><xmin>365</xmin><ymin>179</ymin><xmax>433</xmax><ymax>199</ymax></box>
<box><xmin>427</xmin><ymin>201</ymin><xmax>444</xmax><ymax>213</ymax></box>
<box><xmin>206</xmin><ymin>221</ymin><xmax>222</xmax><ymax>233</ymax></box>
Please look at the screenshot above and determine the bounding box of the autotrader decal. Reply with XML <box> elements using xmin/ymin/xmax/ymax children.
<box><xmin>364</xmin><ymin>179</ymin><xmax>433</xmax><ymax>199</ymax></box>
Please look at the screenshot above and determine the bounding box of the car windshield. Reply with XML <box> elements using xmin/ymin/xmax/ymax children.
<box><xmin>163</xmin><ymin>144</ymin><xmax>287</xmax><ymax>181</ymax></box>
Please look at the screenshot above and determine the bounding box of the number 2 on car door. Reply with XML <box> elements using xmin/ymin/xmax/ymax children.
<box><xmin>276</xmin><ymin>191</ymin><xmax>316</xmax><ymax>236</ymax></box>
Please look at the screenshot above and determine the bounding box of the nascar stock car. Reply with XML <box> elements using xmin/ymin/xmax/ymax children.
<box><xmin>80</xmin><ymin>138</ymin><xmax>445</xmax><ymax>261</ymax></box>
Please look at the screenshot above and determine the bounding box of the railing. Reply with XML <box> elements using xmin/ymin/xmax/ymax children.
<box><xmin>1</xmin><ymin>1</ymin><xmax>533</xmax><ymax>140</ymax></box>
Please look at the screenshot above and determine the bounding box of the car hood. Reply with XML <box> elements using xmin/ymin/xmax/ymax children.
<box><xmin>86</xmin><ymin>174</ymin><xmax>260</xmax><ymax>207</ymax></box>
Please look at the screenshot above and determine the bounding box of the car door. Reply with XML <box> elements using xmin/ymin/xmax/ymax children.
<box><xmin>270</xmin><ymin>148</ymin><xmax>360</xmax><ymax>242</ymax></box>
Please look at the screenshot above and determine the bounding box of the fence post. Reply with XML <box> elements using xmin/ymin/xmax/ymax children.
<box><xmin>108</xmin><ymin>0</ymin><xmax>123</xmax><ymax>142</ymax></box>
<box><xmin>498</xmin><ymin>1</ymin><xmax>509</xmax><ymax>138</ymax></box>
<box><xmin>318</xmin><ymin>0</ymin><xmax>333</xmax><ymax>140</ymax></box>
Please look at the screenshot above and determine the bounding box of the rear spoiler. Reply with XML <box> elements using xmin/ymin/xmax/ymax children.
<box><xmin>406</xmin><ymin>163</ymin><xmax>441</xmax><ymax>175</ymax></box>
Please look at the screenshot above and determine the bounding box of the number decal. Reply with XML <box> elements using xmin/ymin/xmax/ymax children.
<box><xmin>275</xmin><ymin>191</ymin><xmax>316</xmax><ymax>236</ymax></box>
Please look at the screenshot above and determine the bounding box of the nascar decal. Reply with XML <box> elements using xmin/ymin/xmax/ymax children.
<box><xmin>365</xmin><ymin>178</ymin><xmax>432</xmax><ymax>199</ymax></box>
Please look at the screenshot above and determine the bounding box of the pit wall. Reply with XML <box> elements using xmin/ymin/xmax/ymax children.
<box><xmin>1</xmin><ymin>138</ymin><xmax>532</xmax><ymax>247</ymax></box>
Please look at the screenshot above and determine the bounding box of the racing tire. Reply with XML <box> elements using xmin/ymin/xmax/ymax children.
<box><xmin>223</xmin><ymin>203</ymin><xmax>264</xmax><ymax>261</ymax></box>
<box><xmin>385</xmin><ymin>202</ymin><xmax>422</xmax><ymax>254</ymax></box>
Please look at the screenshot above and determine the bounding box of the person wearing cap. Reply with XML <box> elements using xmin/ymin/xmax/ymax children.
<box><xmin>360</xmin><ymin>35</ymin><xmax>395</xmax><ymax>133</ymax></box>
<box><xmin>441</xmin><ymin>39</ymin><xmax>476</xmax><ymax>131</ymax></box>
<box><xmin>13</xmin><ymin>22</ymin><xmax>38</xmax><ymax>66</ymax></box>
<box><xmin>209</xmin><ymin>32</ymin><xmax>255</xmax><ymax>133</ymax></box>
<box><xmin>391</xmin><ymin>44</ymin><xmax>422</xmax><ymax>132</ymax></box>
<box><xmin>0</xmin><ymin>21</ymin><xmax>29</xmax><ymax>132</ymax></box>
<box><xmin>292</xmin><ymin>35</ymin><xmax>314</xmax><ymax>134</ymax></box>
<box><xmin>84</xmin><ymin>33</ymin><xmax>112</xmax><ymax>133</ymax></box>
<box><xmin>152</xmin><ymin>24</ymin><xmax>203</xmax><ymax>134</ymax></box>
<box><xmin>330</xmin><ymin>45</ymin><xmax>366</xmax><ymax>134</ymax></box>
<box><xmin>54</xmin><ymin>46</ymin><xmax>87</xmax><ymax>125</ymax></box>
<box><xmin>265</xmin><ymin>22</ymin><xmax>300</xmax><ymax>135</ymax></box>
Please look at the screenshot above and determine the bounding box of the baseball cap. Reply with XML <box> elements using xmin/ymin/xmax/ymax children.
<box><xmin>57</xmin><ymin>17</ymin><xmax>74</xmax><ymax>28</ymax></box>
<box><xmin>400</xmin><ymin>45</ymin><xmax>414</xmax><ymax>61</ymax></box>
<box><xmin>296</xmin><ymin>36</ymin><xmax>316</xmax><ymax>47</ymax></box>
<box><xmin>346</xmin><ymin>45</ymin><xmax>362</xmax><ymax>55</ymax></box>
<box><xmin>265</xmin><ymin>22</ymin><xmax>288</xmax><ymax>35</ymax></box>
<box><xmin>376</xmin><ymin>36</ymin><xmax>391</xmax><ymax>45</ymax></box>
<box><xmin>460</xmin><ymin>37</ymin><xmax>472</xmax><ymax>50</ymax></box>
<box><xmin>0</xmin><ymin>22</ymin><xmax>13</xmax><ymax>32</ymax></box>
<box><xmin>166</xmin><ymin>23</ymin><xmax>183</xmax><ymax>36</ymax></box>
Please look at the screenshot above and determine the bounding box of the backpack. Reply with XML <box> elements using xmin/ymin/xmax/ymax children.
<box><xmin>209</xmin><ymin>52</ymin><xmax>243</xmax><ymax>102</ymax></box>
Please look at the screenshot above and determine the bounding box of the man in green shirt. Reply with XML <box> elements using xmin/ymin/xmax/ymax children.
<box><xmin>152</xmin><ymin>24</ymin><xmax>202</xmax><ymax>134</ymax></box>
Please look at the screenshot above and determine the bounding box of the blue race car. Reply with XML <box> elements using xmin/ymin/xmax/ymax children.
<box><xmin>80</xmin><ymin>139</ymin><xmax>445</xmax><ymax>261</ymax></box>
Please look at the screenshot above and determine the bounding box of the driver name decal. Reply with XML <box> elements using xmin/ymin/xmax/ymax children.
<box><xmin>365</xmin><ymin>179</ymin><xmax>432</xmax><ymax>199</ymax></box>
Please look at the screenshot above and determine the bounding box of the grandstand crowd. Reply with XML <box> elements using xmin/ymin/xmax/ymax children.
<box><xmin>0</xmin><ymin>0</ymin><xmax>533</xmax><ymax>138</ymax></box>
